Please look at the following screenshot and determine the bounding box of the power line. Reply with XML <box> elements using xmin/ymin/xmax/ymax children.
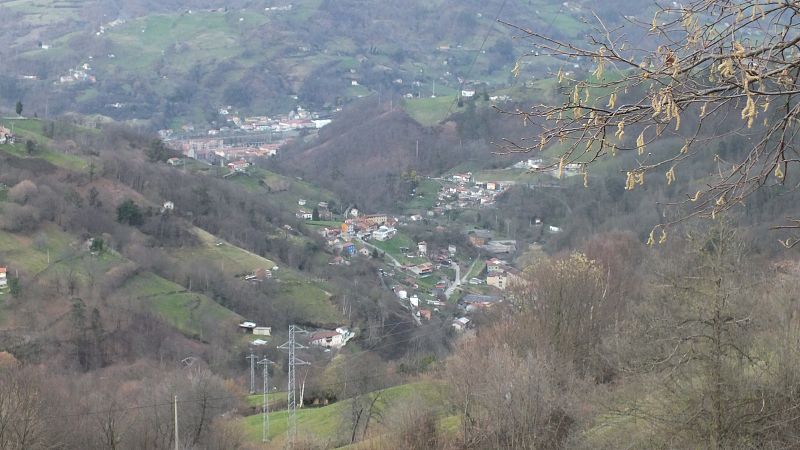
<box><xmin>257</xmin><ymin>358</ymin><xmax>275</xmax><ymax>443</ymax></box>
<box><xmin>445</xmin><ymin>0</ymin><xmax>510</xmax><ymax>119</ymax></box>
<box><xmin>278</xmin><ymin>324</ymin><xmax>310</xmax><ymax>448</ymax></box>
<box><xmin>29</xmin><ymin>322</ymin><xmax>450</xmax><ymax>423</ymax></box>
<box><xmin>246</xmin><ymin>353</ymin><xmax>258</xmax><ymax>394</ymax></box>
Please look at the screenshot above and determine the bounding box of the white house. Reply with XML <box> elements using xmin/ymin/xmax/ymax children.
<box><xmin>452</xmin><ymin>317</ymin><xmax>470</xmax><ymax>331</ymax></box>
<box><xmin>313</xmin><ymin>119</ymin><xmax>332</xmax><ymax>128</ymax></box>
<box><xmin>0</xmin><ymin>267</ymin><xmax>6</xmax><ymax>288</ymax></box>
<box><xmin>373</xmin><ymin>226</ymin><xmax>397</xmax><ymax>241</ymax></box>
<box><xmin>309</xmin><ymin>328</ymin><xmax>355</xmax><ymax>349</ymax></box>
<box><xmin>417</xmin><ymin>241</ymin><xmax>428</xmax><ymax>256</ymax></box>
<box><xmin>239</xmin><ymin>321</ymin><xmax>257</xmax><ymax>333</ymax></box>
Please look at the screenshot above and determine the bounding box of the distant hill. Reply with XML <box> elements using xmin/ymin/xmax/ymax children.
<box><xmin>0</xmin><ymin>0</ymin><xmax>611</xmax><ymax>128</ymax></box>
<box><xmin>273</xmin><ymin>94</ymin><xmax>536</xmax><ymax>211</ymax></box>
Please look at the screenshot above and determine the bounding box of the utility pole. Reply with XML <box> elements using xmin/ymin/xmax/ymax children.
<box><xmin>173</xmin><ymin>395</ymin><xmax>179</xmax><ymax>450</ymax></box>
<box><xmin>278</xmin><ymin>325</ymin><xmax>309</xmax><ymax>447</ymax></box>
<box><xmin>246</xmin><ymin>353</ymin><xmax>257</xmax><ymax>394</ymax></box>
<box><xmin>257</xmin><ymin>358</ymin><xmax>275</xmax><ymax>443</ymax></box>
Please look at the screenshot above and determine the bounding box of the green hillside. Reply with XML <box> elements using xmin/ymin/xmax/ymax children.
<box><xmin>118</xmin><ymin>272</ymin><xmax>239</xmax><ymax>337</ymax></box>
<box><xmin>241</xmin><ymin>381</ymin><xmax>450</xmax><ymax>447</ymax></box>
<box><xmin>0</xmin><ymin>118</ymin><xmax>341</xmax><ymax>331</ymax></box>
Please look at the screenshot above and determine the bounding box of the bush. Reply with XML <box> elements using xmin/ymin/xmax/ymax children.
<box><xmin>116</xmin><ymin>199</ymin><xmax>143</xmax><ymax>226</ymax></box>
<box><xmin>7</xmin><ymin>180</ymin><xmax>38</xmax><ymax>204</ymax></box>
<box><xmin>0</xmin><ymin>204</ymin><xmax>41</xmax><ymax>232</ymax></box>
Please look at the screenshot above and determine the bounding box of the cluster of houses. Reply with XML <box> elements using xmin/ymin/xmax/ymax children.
<box><xmin>162</xmin><ymin>105</ymin><xmax>334</xmax><ymax>168</ymax></box>
<box><xmin>436</xmin><ymin>172</ymin><xmax>512</xmax><ymax>210</ymax></box>
<box><xmin>239</xmin><ymin>323</ymin><xmax>355</xmax><ymax>352</ymax></box>
<box><xmin>57</xmin><ymin>64</ymin><xmax>96</xmax><ymax>85</ymax></box>
<box><xmin>467</xmin><ymin>229</ymin><xmax>517</xmax><ymax>255</ymax></box>
<box><xmin>0</xmin><ymin>127</ymin><xmax>15</xmax><ymax>145</ymax></box>
<box><xmin>239</xmin><ymin>321</ymin><xmax>272</xmax><ymax>345</ymax></box>
<box><xmin>168</xmin><ymin>137</ymin><xmax>283</xmax><ymax>165</ymax></box>
<box><xmin>510</xmin><ymin>158</ymin><xmax>583</xmax><ymax>177</ymax></box>
<box><xmin>222</xmin><ymin>105</ymin><xmax>331</xmax><ymax>134</ymax></box>
<box><xmin>296</xmin><ymin>199</ymin><xmax>334</xmax><ymax>221</ymax></box>
<box><xmin>317</xmin><ymin>211</ymin><xmax>398</xmax><ymax>263</ymax></box>
<box><xmin>95</xmin><ymin>18</ymin><xmax>125</xmax><ymax>36</ymax></box>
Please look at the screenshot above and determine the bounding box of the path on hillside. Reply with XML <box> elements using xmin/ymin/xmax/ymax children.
<box><xmin>461</xmin><ymin>258</ymin><xmax>478</xmax><ymax>284</ymax></box>
<box><xmin>446</xmin><ymin>257</ymin><xmax>478</xmax><ymax>299</ymax></box>
<box><xmin>356</xmin><ymin>238</ymin><xmax>402</xmax><ymax>267</ymax></box>
<box><xmin>444</xmin><ymin>262</ymin><xmax>461</xmax><ymax>299</ymax></box>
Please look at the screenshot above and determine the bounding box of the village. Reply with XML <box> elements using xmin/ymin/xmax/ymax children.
<box><xmin>304</xmin><ymin>195</ymin><xmax>527</xmax><ymax>335</ymax></box>
<box><xmin>216</xmin><ymin>181</ymin><xmax>529</xmax><ymax>350</ymax></box>
<box><xmin>146</xmin><ymin>102</ymin><xmax>548</xmax><ymax>348</ymax></box>
<box><xmin>162</xmin><ymin>104</ymin><xmax>333</xmax><ymax>167</ymax></box>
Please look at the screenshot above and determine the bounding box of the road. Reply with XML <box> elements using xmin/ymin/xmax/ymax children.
<box><xmin>444</xmin><ymin>263</ymin><xmax>461</xmax><ymax>299</ymax></box>
<box><xmin>445</xmin><ymin>257</ymin><xmax>478</xmax><ymax>299</ymax></box>
<box><xmin>461</xmin><ymin>258</ymin><xmax>478</xmax><ymax>284</ymax></box>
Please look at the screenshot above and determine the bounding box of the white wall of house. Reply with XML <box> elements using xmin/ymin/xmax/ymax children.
<box><xmin>253</xmin><ymin>327</ymin><xmax>271</xmax><ymax>336</ymax></box>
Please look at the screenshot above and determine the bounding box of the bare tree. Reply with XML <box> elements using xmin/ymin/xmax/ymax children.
<box><xmin>511</xmin><ymin>252</ymin><xmax>611</xmax><ymax>380</ymax></box>
<box><xmin>446</xmin><ymin>322</ymin><xmax>583</xmax><ymax>449</ymax></box>
<box><xmin>589</xmin><ymin>224</ymin><xmax>800</xmax><ymax>448</ymax></box>
<box><xmin>0</xmin><ymin>368</ymin><xmax>49</xmax><ymax>450</ymax></box>
<box><xmin>502</xmin><ymin>0</ymin><xmax>800</xmax><ymax>243</ymax></box>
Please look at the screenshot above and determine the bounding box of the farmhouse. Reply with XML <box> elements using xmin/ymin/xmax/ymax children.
<box><xmin>363</xmin><ymin>214</ymin><xmax>388</xmax><ymax>226</ymax></box>
<box><xmin>308</xmin><ymin>327</ymin><xmax>355</xmax><ymax>349</ymax></box>
<box><xmin>226</xmin><ymin>159</ymin><xmax>250</xmax><ymax>172</ymax></box>
<box><xmin>372</xmin><ymin>226</ymin><xmax>397</xmax><ymax>241</ymax></box>
<box><xmin>0</xmin><ymin>267</ymin><xmax>6</xmax><ymax>288</ymax></box>
<box><xmin>410</xmin><ymin>263</ymin><xmax>434</xmax><ymax>276</ymax></box>
<box><xmin>244</xmin><ymin>268</ymin><xmax>272</xmax><ymax>283</ymax></box>
<box><xmin>486</xmin><ymin>267</ymin><xmax>521</xmax><ymax>290</ymax></box>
